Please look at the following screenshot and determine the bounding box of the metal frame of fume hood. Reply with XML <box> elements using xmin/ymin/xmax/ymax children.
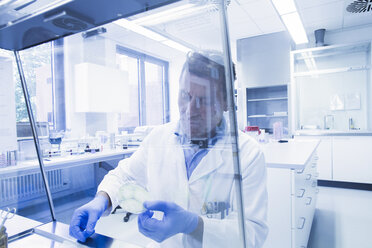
<box><xmin>14</xmin><ymin>50</ymin><xmax>57</xmax><ymax>221</ymax></box>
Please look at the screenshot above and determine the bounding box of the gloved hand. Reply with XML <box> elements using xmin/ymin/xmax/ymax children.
<box><xmin>69</xmin><ymin>194</ymin><xmax>109</xmax><ymax>242</ymax></box>
<box><xmin>138</xmin><ymin>201</ymin><xmax>199</xmax><ymax>243</ymax></box>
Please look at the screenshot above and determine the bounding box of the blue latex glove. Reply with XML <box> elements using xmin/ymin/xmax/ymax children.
<box><xmin>138</xmin><ymin>201</ymin><xmax>199</xmax><ymax>243</ymax></box>
<box><xmin>69</xmin><ymin>194</ymin><xmax>108</xmax><ymax>242</ymax></box>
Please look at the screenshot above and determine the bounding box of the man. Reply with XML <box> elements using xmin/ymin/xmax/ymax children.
<box><xmin>69</xmin><ymin>51</ymin><xmax>268</xmax><ymax>247</ymax></box>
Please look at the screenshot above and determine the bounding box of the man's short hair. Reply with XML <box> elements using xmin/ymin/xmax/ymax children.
<box><xmin>180</xmin><ymin>51</ymin><xmax>236</xmax><ymax>103</ymax></box>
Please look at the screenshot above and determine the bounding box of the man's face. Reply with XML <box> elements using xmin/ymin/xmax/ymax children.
<box><xmin>178</xmin><ymin>71</ymin><xmax>225</xmax><ymax>139</ymax></box>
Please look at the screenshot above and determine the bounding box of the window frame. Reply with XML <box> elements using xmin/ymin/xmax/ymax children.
<box><xmin>116</xmin><ymin>45</ymin><xmax>170</xmax><ymax>126</ymax></box>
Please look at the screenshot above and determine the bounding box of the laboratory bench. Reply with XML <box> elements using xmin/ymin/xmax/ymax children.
<box><xmin>263</xmin><ymin>139</ymin><xmax>320</xmax><ymax>248</ymax></box>
<box><xmin>4</xmin><ymin>216</ymin><xmax>143</xmax><ymax>248</ymax></box>
<box><xmin>2</xmin><ymin>141</ymin><xmax>320</xmax><ymax>248</ymax></box>
<box><xmin>294</xmin><ymin>130</ymin><xmax>372</xmax><ymax>136</ymax></box>
<box><xmin>295</xmin><ymin>134</ymin><xmax>372</xmax><ymax>184</ymax></box>
<box><xmin>0</xmin><ymin>149</ymin><xmax>136</xmax><ymax>212</ymax></box>
<box><xmin>2</xmin><ymin>148</ymin><xmax>137</xmax><ymax>174</ymax></box>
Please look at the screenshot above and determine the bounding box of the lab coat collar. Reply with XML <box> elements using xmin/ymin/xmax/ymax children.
<box><xmin>187</xmin><ymin>131</ymin><xmax>232</xmax><ymax>184</ymax></box>
<box><xmin>170</xmin><ymin>118</ymin><xmax>232</xmax><ymax>184</ymax></box>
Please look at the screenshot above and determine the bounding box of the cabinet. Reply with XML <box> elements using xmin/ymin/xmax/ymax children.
<box><xmin>295</xmin><ymin>136</ymin><xmax>332</xmax><ymax>180</ymax></box>
<box><xmin>333</xmin><ymin>136</ymin><xmax>372</xmax><ymax>183</ymax></box>
<box><xmin>295</xmin><ymin>135</ymin><xmax>372</xmax><ymax>183</ymax></box>
<box><xmin>246</xmin><ymin>85</ymin><xmax>288</xmax><ymax>134</ymax></box>
<box><xmin>264</xmin><ymin>141</ymin><xmax>318</xmax><ymax>248</ymax></box>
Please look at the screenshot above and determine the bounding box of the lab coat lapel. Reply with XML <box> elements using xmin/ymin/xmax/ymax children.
<box><xmin>169</xmin><ymin>128</ymin><xmax>190</xmax><ymax>207</ymax></box>
<box><xmin>188</xmin><ymin>137</ymin><xmax>228</xmax><ymax>184</ymax></box>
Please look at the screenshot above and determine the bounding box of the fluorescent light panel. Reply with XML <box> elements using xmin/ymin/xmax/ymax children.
<box><xmin>162</xmin><ymin>40</ymin><xmax>191</xmax><ymax>53</ymax></box>
<box><xmin>281</xmin><ymin>12</ymin><xmax>308</xmax><ymax>44</ymax></box>
<box><xmin>114</xmin><ymin>19</ymin><xmax>166</xmax><ymax>42</ymax></box>
<box><xmin>271</xmin><ymin>0</ymin><xmax>296</xmax><ymax>15</ymax></box>
<box><xmin>132</xmin><ymin>3</ymin><xmax>211</xmax><ymax>26</ymax></box>
<box><xmin>114</xmin><ymin>19</ymin><xmax>192</xmax><ymax>53</ymax></box>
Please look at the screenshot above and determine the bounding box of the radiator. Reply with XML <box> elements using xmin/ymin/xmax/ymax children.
<box><xmin>0</xmin><ymin>169</ymin><xmax>69</xmax><ymax>206</ymax></box>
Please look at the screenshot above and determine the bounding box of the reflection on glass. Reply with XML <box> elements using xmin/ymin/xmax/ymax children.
<box><xmin>1</xmin><ymin>0</ymin><xmax>269</xmax><ymax>247</ymax></box>
<box><xmin>145</xmin><ymin>61</ymin><xmax>165</xmax><ymax>125</ymax></box>
<box><xmin>0</xmin><ymin>47</ymin><xmax>52</xmax><ymax>224</ymax></box>
<box><xmin>116</xmin><ymin>52</ymin><xmax>140</xmax><ymax>129</ymax></box>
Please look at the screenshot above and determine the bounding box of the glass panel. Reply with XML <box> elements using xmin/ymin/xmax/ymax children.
<box><xmin>5</xmin><ymin>1</ymin><xmax>269</xmax><ymax>247</ymax></box>
<box><xmin>0</xmin><ymin>47</ymin><xmax>52</xmax><ymax>225</ymax></box>
<box><xmin>116</xmin><ymin>53</ymin><xmax>140</xmax><ymax>129</ymax></box>
<box><xmin>145</xmin><ymin>61</ymin><xmax>165</xmax><ymax>125</ymax></box>
<box><xmin>292</xmin><ymin>42</ymin><xmax>371</xmax><ymax>132</ymax></box>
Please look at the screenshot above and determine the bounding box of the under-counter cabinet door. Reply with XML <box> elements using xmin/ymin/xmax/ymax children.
<box><xmin>333</xmin><ymin>136</ymin><xmax>372</xmax><ymax>183</ymax></box>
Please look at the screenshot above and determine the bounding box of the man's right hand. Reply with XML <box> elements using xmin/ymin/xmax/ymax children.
<box><xmin>69</xmin><ymin>193</ymin><xmax>109</xmax><ymax>242</ymax></box>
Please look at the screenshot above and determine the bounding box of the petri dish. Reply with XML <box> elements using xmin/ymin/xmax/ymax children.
<box><xmin>117</xmin><ymin>182</ymin><xmax>150</xmax><ymax>214</ymax></box>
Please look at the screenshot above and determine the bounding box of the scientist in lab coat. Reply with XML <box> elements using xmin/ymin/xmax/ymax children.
<box><xmin>69</xmin><ymin>51</ymin><xmax>268</xmax><ymax>247</ymax></box>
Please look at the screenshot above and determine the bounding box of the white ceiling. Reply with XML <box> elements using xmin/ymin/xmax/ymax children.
<box><xmin>144</xmin><ymin>0</ymin><xmax>372</xmax><ymax>50</ymax></box>
<box><xmin>229</xmin><ymin>0</ymin><xmax>372</xmax><ymax>41</ymax></box>
<box><xmin>107</xmin><ymin>0</ymin><xmax>372</xmax><ymax>56</ymax></box>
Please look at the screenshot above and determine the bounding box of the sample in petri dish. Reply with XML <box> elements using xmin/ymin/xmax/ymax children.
<box><xmin>117</xmin><ymin>182</ymin><xmax>150</xmax><ymax>214</ymax></box>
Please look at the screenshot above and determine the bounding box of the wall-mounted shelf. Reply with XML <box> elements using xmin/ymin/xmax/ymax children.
<box><xmin>293</xmin><ymin>65</ymin><xmax>370</xmax><ymax>77</ymax></box>
<box><xmin>248</xmin><ymin>97</ymin><xmax>288</xmax><ymax>102</ymax></box>
<box><xmin>246</xmin><ymin>85</ymin><xmax>288</xmax><ymax>133</ymax></box>
<box><xmin>248</xmin><ymin>114</ymin><xmax>288</xmax><ymax>118</ymax></box>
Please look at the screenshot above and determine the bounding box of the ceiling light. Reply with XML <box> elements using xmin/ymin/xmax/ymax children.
<box><xmin>271</xmin><ymin>0</ymin><xmax>297</xmax><ymax>15</ymax></box>
<box><xmin>162</xmin><ymin>40</ymin><xmax>191</xmax><ymax>53</ymax></box>
<box><xmin>132</xmin><ymin>3</ymin><xmax>211</xmax><ymax>26</ymax></box>
<box><xmin>114</xmin><ymin>19</ymin><xmax>166</xmax><ymax>42</ymax></box>
<box><xmin>281</xmin><ymin>12</ymin><xmax>308</xmax><ymax>44</ymax></box>
<box><xmin>113</xmin><ymin>19</ymin><xmax>192</xmax><ymax>53</ymax></box>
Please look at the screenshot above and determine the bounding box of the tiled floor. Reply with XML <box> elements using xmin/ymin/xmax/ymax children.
<box><xmin>308</xmin><ymin>186</ymin><xmax>372</xmax><ymax>248</ymax></box>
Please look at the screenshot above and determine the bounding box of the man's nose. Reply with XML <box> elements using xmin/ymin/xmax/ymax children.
<box><xmin>186</xmin><ymin>97</ymin><xmax>201</xmax><ymax>115</ymax></box>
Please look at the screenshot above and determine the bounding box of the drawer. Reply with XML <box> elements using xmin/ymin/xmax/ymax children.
<box><xmin>294</xmin><ymin>215</ymin><xmax>313</xmax><ymax>248</ymax></box>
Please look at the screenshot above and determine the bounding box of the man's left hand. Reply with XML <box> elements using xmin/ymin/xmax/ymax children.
<box><xmin>137</xmin><ymin>201</ymin><xmax>199</xmax><ymax>243</ymax></box>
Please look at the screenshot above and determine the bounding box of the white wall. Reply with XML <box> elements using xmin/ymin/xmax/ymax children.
<box><xmin>296</xmin><ymin>25</ymin><xmax>372</xmax><ymax>130</ymax></box>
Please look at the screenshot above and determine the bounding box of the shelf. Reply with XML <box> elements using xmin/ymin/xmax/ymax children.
<box><xmin>293</xmin><ymin>66</ymin><xmax>370</xmax><ymax>77</ymax></box>
<box><xmin>247</xmin><ymin>97</ymin><xmax>288</xmax><ymax>102</ymax></box>
<box><xmin>248</xmin><ymin>114</ymin><xmax>288</xmax><ymax>118</ymax></box>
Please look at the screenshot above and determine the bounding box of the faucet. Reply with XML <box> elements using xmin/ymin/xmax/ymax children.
<box><xmin>349</xmin><ymin>118</ymin><xmax>354</xmax><ymax>130</ymax></box>
<box><xmin>324</xmin><ymin>115</ymin><xmax>334</xmax><ymax>130</ymax></box>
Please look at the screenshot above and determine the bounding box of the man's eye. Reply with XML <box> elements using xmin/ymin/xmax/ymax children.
<box><xmin>199</xmin><ymin>97</ymin><xmax>211</xmax><ymax>106</ymax></box>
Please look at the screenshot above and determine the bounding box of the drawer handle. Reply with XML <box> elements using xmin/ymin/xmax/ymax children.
<box><xmin>306</xmin><ymin>197</ymin><xmax>312</xmax><ymax>205</ymax></box>
<box><xmin>297</xmin><ymin>217</ymin><xmax>306</xmax><ymax>229</ymax></box>
<box><xmin>306</xmin><ymin>174</ymin><xmax>312</xmax><ymax>180</ymax></box>
<box><xmin>297</xmin><ymin>168</ymin><xmax>304</xmax><ymax>174</ymax></box>
<box><xmin>297</xmin><ymin>189</ymin><xmax>305</xmax><ymax>198</ymax></box>
<box><xmin>312</xmin><ymin>181</ymin><xmax>317</xmax><ymax>187</ymax></box>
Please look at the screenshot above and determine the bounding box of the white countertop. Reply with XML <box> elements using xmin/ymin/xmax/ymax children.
<box><xmin>261</xmin><ymin>139</ymin><xmax>320</xmax><ymax>170</ymax></box>
<box><xmin>1</xmin><ymin>148</ymin><xmax>136</xmax><ymax>174</ymax></box>
<box><xmin>3</xmin><ymin>213</ymin><xmax>42</xmax><ymax>238</ymax></box>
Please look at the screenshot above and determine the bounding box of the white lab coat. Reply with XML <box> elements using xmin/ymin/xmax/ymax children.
<box><xmin>98</xmin><ymin>121</ymin><xmax>268</xmax><ymax>248</ymax></box>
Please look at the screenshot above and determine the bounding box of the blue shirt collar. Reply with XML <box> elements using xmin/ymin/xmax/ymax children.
<box><xmin>174</xmin><ymin>117</ymin><xmax>226</xmax><ymax>146</ymax></box>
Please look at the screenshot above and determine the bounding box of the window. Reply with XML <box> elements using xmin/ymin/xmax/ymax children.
<box><xmin>116</xmin><ymin>46</ymin><xmax>169</xmax><ymax>130</ymax></box>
